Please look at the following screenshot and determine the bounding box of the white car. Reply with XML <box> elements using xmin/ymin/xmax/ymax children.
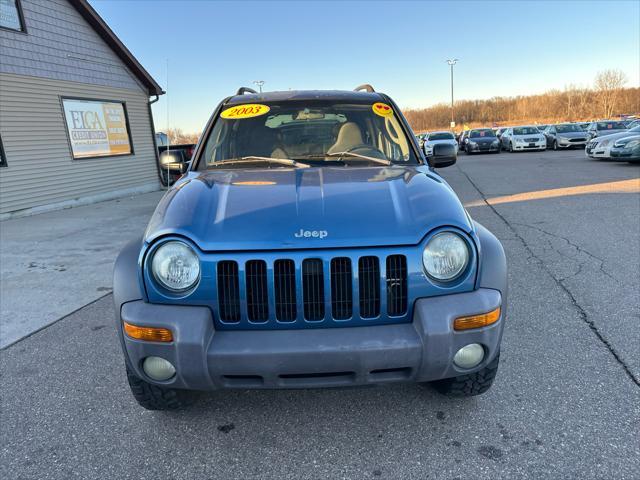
<box><xmin>422</xmin><ymin>131</ymin><xmax>458</xmax><ymax>157</ymax></box>
<box><xmin>500</xmin><ymin>126</ymin><xmax>546</xmax><ymax>152</ymax></box>
<box><xmin>585</xmin><ymin>125</ymin><xmax>640</xmax><ymax>159</ymax></box>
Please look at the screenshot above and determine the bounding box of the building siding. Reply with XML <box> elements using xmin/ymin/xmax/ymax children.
<box><xmin>0</xmin><ymin>73</ymin><xmax>160</xmax><ymax>216</ymax></box>
<box><xmin>0</xmin><ymin>0</ymin><xmax>144</xmax><ymax>91</ymax></box>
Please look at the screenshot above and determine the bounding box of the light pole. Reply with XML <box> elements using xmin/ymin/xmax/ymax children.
<box><xmin>446</xmin><ymin>59</ymin><xmax>458</xmax><ymax>130</ymax></box>
<box><xmin>253</xmin><ymin>80</ymin><xmax>265</xmax><ymax>93</ymax></box>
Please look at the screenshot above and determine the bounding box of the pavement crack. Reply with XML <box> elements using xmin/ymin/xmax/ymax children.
<box><xmin>456</xmin><ymin>164</ymin><xmax>640</xmax><ymax>387</ymax></box>
<box><xmin>511</xmin><ymin>221</ymin><xmax>619</xmax><ymax>284</ymax></box>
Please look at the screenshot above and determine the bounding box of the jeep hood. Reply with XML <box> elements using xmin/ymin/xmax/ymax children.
<box><xmin>144</xmin><ymin>166</ymin><xmax>472</xmax><ymax>251</ymax></box>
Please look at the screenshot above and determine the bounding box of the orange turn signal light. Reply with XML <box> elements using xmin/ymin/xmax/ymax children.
<box><xmin>453</xmin><ymin>307</ymin><xmax>501</xmax><ymax>331</ymax></box>
<box><xmin>123</xmin><ymin>321</ymin><xmax>173</xmax><ymax>342</ymax></box>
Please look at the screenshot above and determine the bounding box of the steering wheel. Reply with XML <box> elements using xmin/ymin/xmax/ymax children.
<box><xmin>344</xmin><ymin>144</ymin><xmax>387</xmax><ymax>159</ymax></box>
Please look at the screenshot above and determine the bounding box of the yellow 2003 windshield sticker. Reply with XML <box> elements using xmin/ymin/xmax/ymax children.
<box><xmin>372</xmin><ymin>102</ymin><xmax>393</xmax><ymax>117</ymax></box>
<box><xmin>221</xmin><ymin>104</ymin><xmax>270</xmax><ymax>119</ymax></box>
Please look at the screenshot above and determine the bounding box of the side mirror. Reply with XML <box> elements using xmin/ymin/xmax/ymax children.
<box><xmin>159</xmin><ymin>150</ymin><xmax>188</xmax><ymax>173</ymax></box>
<box><xmin>429</xmin><ymin>143</ymin><xmax>457</xmax><ymax>168</ymax></box>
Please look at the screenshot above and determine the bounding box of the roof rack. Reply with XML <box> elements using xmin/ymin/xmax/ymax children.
<box><xmin>354</xmin><ymin>84</ymin><xmax>375</xmax><ymax>93</ymax></box>
<box><xmin>236</xmin><ymin>87</ymin><xmax>258</xmax><ymax>95</ymax></box>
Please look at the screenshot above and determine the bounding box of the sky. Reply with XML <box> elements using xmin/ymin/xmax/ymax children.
<box><xmin>90</xmin><ymin>0</ymin><xmax>640</xmax><ymax>134</ymax></box>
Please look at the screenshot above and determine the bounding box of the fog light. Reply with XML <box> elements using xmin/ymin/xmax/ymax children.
<box><xmin>453</xmin><ymin>344</ymin><xmax>485</xmax><ymax>369</ymax></box>
<box><xmin>142</xmin><ymin>356</ymin><xmax>176</xmax><ymax>381</ymax></box>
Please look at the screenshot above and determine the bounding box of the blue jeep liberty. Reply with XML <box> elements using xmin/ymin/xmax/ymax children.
<box><xmin>114</xmin><ymin>85</ymin><xmax>507</xmax><ymax>410</ymax></box>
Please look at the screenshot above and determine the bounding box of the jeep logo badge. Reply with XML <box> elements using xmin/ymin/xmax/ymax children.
<box><xmin>295</xmin><ymin>229</ymin><xmax>328</xmax><ymax>239</ymax></box>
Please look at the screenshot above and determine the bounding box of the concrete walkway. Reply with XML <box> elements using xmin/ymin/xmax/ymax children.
<box><xmin>0</xmin><ymin>191</ymin><xmax>164</xmax><ymax>348</ymax></box>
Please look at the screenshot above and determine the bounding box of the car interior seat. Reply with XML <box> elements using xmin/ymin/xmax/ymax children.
<box><xmin>327</xmin><ymin>122</ymin><xmax>364</xmax><ymax>154</ymax></box>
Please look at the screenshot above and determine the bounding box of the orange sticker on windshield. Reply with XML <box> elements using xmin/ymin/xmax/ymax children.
<box><xmin>372</xmin><ymin>102</ymin><xmax>393</xmax><ymax>117</ymax></box>
<box><xmin>221</xmin><ymin>104</ymin><xmax>270</xmax><ymax>119</ymax></box>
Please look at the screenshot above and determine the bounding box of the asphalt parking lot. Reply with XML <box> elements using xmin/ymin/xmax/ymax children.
<box><xmin>1</xmin><ymin>149</ymin><xmax>639</xmax><ymax>480</ymax></box>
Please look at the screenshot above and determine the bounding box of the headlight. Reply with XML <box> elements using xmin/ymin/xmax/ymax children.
<box><xmin>151</xmin><ymin>241</ymin><xmax>200</xmax><ymax>292</ymax></box>
<box><xmin>624</xmin><ymin>139</ymin><xmax>640</xmax><ymax>148</ymax></box>
<box><xmin>422</xmin><ymin>232</ymin><xmax>470</xmax><ymax>281</ymax></box>
<box><xmin>469</xmin><ymin>141</ymin><xmax>477</xmax><ymax>146</ymax></box>
<box><xmin>492</xmin><ymin>140</ymin><xmax>499</xmax><ymax>145</ymax></box>
<box><xmin>600</xmin><ymin>139</ymin><xmax>610</xmax><ymax>147</ymax></box>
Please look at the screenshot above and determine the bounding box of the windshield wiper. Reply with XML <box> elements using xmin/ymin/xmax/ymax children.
<box><xmin>208</xmin><ymin>156</ymin><xmax>310</xmax><ymax>169</ymax></box>
<box><xmin>300</xmin><ymin>152</ymin><xmax>391</xmax><ymax>166</ymax></box>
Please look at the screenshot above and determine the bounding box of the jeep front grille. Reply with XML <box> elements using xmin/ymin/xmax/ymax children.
<box><xmin>358</xmin><ymin>256</ymin><xmax>380</xmax><ymax>318</ymax></box>
<box><xmin>246</xmin><ymin>260</ymin><xmax>269</xmax><ymax>322</ymax></box>
<box><xmin>302</xmin><ymin>259</ymin><xmax>325</xmax><ymax>321</ymax></box>
<box><xmin>274</xmin><ymin>259</ymin><xmax>296</xmax><ymax>321</ymax></box>
<box><xmin>217</xmin><ymin>261</ymin><xmax>240</xmax><ymax>322</ymax></box>
<box><xmin>386</xmin><ymin>255</ymin><xmax>407</xmax><ymax>316</ymax></box>
<box><xmin>330</xmin><ymin>257</ymin><xmax>352</xmax><ymax>320</ymax></box>
<box><xmin>215</xmin><ymin>254</ymin><xmax>408</xmax><ymax>327</ymax></box>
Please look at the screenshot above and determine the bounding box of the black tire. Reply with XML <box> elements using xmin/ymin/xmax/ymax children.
<box><xmin>509</xmin><ymin>142</ymin><xmax>514</xmax><ymax>153</ymax></box>
<box><xmin>552</xmin><ymin>140</ymin><xmax>558</xmax><ymax>151</ymax></box>
<box><xmin>495</xmin><ymin>148</ymin><xmax>501</xmax><ymax>154</ymax></box>
<box><xmin>126</xmin><ymin>365</ymin><xmax>195</xmax><ymax>411</ymax></box>
<box><xmin>431</xmin><ymin>353</ymin><xmax>500</xmax><ymax>397</ymax></box>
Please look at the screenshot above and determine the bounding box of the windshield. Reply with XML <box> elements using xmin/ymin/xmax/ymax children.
<box><xmin>596</xmin><ymin>121</ymin><xmax>626</xmax><ymax>130</ymax></box>
<box><xmin>200</xmin><ymin>100</ymin><xmax>418</xmax><ymax>168</ymax></box>
<box><xmin>513</xmin><ymin>127</ymin><xmax>540</xmax><ymax>135</ymax></box>
<box><xmin>469</xmin><ymin>129</ymin><xmax>496</xmax><ymax>138</ymax></box>
<box><xmin>556</xmin><ymin>124</ymin><xmax>584</xmax><ymax>133</ymax></box>
<box><xmin>428</xmin><ymin>132</ymin><xmax>454</xmax><ymax>140</ymax></box>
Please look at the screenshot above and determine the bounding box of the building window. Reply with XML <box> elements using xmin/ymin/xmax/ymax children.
<box><xmin>61</xmin><ymin>98</ymin><xmax>134</xmax><ymax>159</ymax></box>
<box><xmin>0</xmin><ymin>0</ymin><xmax>26</xmax><ymax>32</ymax></box>
<box><xmin>0</xmin><ymin>135</ymin><xmax>7</xmax><ymax>167</ymax></box>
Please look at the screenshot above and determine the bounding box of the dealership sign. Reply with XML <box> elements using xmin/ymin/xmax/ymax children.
<box><xmin>62</xmin><ymin>98</ymin><xmax>132</xmax><ymax>159</ymax></box>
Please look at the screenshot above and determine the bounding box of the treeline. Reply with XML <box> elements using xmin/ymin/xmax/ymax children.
<box><xmin>404</xmin><ymin>70</ymin><xmax>639</xmax><ymax>131</ymax></box>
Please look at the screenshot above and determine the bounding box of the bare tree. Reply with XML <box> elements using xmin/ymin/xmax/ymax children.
<box><xmin>594</xmin><ymin>69</ymin><xmax>627</xmax><ymax>118</ymax></box>
<box><xmin>403</xmin><ymin>84</ymin><xmax>639</xmax><ymax>132</ymax></box>
<box><xmin>164</xmin><ymin>127</ymin><xmax>199</xmax><ymax>145</ymax></box>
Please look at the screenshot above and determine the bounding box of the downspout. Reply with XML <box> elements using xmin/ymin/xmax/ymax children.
<box><xmin>148</xmin><ymin>93</ymin><xmax>168</xmax><ymax>187</ymax></box>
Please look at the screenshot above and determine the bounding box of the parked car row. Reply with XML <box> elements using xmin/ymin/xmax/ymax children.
<box><xmin>585</xmin><ymin>125</ymin><xmax>640</xmax><ymax>162</ymax></box>
<box><xmin>416</xmin><ymin>119</ymin><xmax>640</xmax><ymax>162</ymax></box>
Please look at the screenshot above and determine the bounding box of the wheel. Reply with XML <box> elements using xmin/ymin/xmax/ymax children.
<box><xmin>431</xmin><ymin>353</ymin><xmax>500</xmax><ymax>397</ymax></box>
<box><xmin>495</xmin><ymin>147</ymin><xmax>501</xmax><ymax>154</ymax></box>
<box><xmin>552</xmin><ymin>140</ymin><xmax>558</xmax><ymax>151</ymax></box>
<box><xmin>126</xmin><ymin>365</ymin><xmax>195</xmax><ymax>410</ymax></box>
<box><xmin>509</xmin><ymin>142</ymin><xmax>514</xmax><ymax>153</ymax></box>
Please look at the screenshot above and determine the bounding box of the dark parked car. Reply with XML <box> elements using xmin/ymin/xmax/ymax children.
<box><xmin>113</xmin><ymin>86</ymin><xmax>507</xmax><ymax>410</ymax></box>
<box><xmin>156</xmin><ymin>133</ymin><xmax>196</xmax><ymax>186</ymax></box>
<box><xmin>463</xmin><ymin>128</ymin><xmax>501</xmax><ymax>154</ymax></box>
<box><xmin>543</xmin><ymin>124</ymin><xmax>589</xmax><ymax>150</ymax></box>
<box><xmin>609</xmin><ymin>135</ymin><xmax>640</xmax><ymax>162</ymax></box>
<box><xmin>585</xmin><ymin>120</ymin><xmax>628</xmax><ymax>139</ymax></box>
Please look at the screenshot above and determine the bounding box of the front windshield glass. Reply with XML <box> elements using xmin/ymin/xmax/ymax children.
<box><xmin>469</xmin><ymin>129</ymin><xmax>496</xmax><ymax>138</ymax></box>
<box><xmin>428</xmin><ymin>132</ymin><xmax>454</xmax><ymax>140</ymax></box>
<box><xmin>596</xmin><ymin>121</ymin><xmax>626</xmax><ymax>130</ymax></box>
<box><xmin>200</xmin><ymin>100</ymin><xmax>418</xmax><ymax>168</ymax></box>
<box><xmin>556</xmin><ymin>124</ymin><xmax>584</xmax><ymax>133</ymax></box>
<box><xmin>513</xmin><ymin>127</ymin><xmax>540</xmax><ymax>135</ymax></box>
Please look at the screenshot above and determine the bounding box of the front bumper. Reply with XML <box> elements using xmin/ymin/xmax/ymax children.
<box><xmin>512</xmin><ymin>141</ymin><xmax>546</xmax><ymax>151</ymax></box>
<box><xmin>556</xmin><ymin>138</ymin><xmax>587</xmax><ymax>148</ymax></box>
<box><xmin>467</xmin><ymin>143</ymin><xmax>500</xmax><ymax>152</ymax></box>
<box><xmin>585</xmin><ymin>143</ymin><xmax>611</xmax><ymax>158</ymax></box>
<box><xmin>610</xmin><ymin>148</ymin><xmax>640</xmax><ymax>161</ymax></box>
<box><xmin>120</xmin><ymin>288</ymin><xmax>504</xmax><ymax>390</ymax></box>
